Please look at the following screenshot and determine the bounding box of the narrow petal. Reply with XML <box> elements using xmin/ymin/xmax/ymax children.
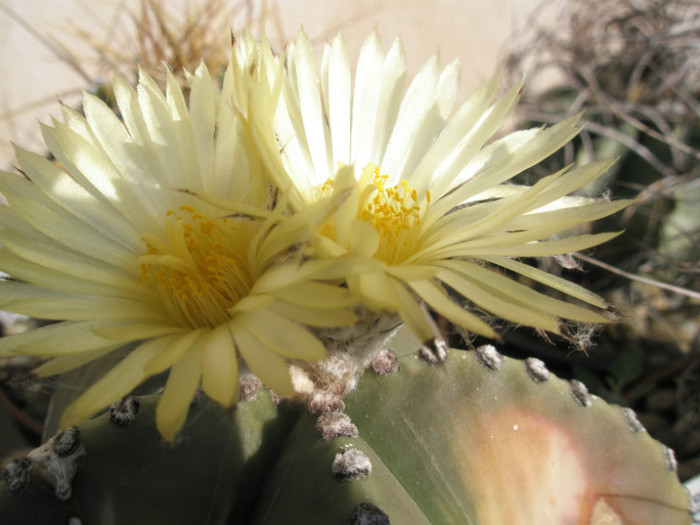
<box><xmin>32</xmin><ymin>346</ymin><xmax>120</xmax><ymax>377</ymax></box>
<box><xmin>350</xmin><ymin>30</ymin><xmax>385</xmax><ymax>169</ymax></box>
<box><xmin>0</xmin><ymin>281</ymin><xmax>167</xmax><ymax>322</ymax></box>
<box><xmin>0</xmin><ymin>172</ymin><xmax>137</xmax><ymax>270</ymax></box>
<box><xmin>156</xmin><ymin>343</ymin><xmax>203</xmax><ymax>442</ymax></box>
<box><xmin>0</xmin><ymin>321</ymin><xmax>122</xmax><ymax>357</ymax></box>
<box><xmin>275</xmin><ymin>282</ymin><xmax>356</xmax><ymax>308</ymax></box>
<box><xmin>326</xmin><ymin>33</ymin><xmax>352</xmax><ymax>166</ymax></box>
<box><xmin>381</xmin><ymin>53</ymin><xmax>440</xmax><ymax>178</ymax></box>
<box><xmin>186</xmin><ymin>63</ymin><xmax>217</xmax><ymax>191</ymax></box>
<box><xmin>390</xmin><ymin>277</ymin><xmax>439</xmax><ymax>344</ymax></box>
<box><xmin>292</xmin><ymin>28</ymin><xmax>331</xmax><ymax>182</ymax></box>
<box><xmin>13</xmin><ymin>146</ymin><xmax>142</xmax><ymax>253</ymax></box>
<box><xmin>270</xmin><ymin>300</ymin><xmax>358</xmax><ymax>327</ymax></box>
<box><xmin>232</xmin><ymin>325</ymin><xmax>295</xmax><ymax>397</ymax></box>
<box><xmin>239</xmin><ymin>310</ymin><xmax>326</xmax><ymax>361</ymax></box>
<box><xmin>408</xmin><ymin>279</ymin><xmax>496</xmax><ymax>338</ymax></box>
<box><xmin>436</xmin><ymin>265</ymin><xmax>561</xmax><ymax>332</ymax></box>
<box><xmin>482</xmin><ymin>256</ymin><xmax>608</xmax><ymax>308</ymax></box>
<box><xmin>60</xmin><ymin>335</ymin><xmax>178</xmax><ymax>427</ymax></box>
<box><xmin>144</xmin><ymin>329</ymin><xmax>205</xmax><ymax>375</ymax></box>
<box><xmin>445</xmin><ymin>231</ymin><xmax>623</xmax><ymax>258</ymax></box>
<box><xmin>201</xmin><ymin>324</ymin><xmax>239</xmax><ymax>407</ymax></box>
<box><xmin>442</xmin><ymin>260</ymin><xmax>610</xmax><ymax>323</ymax></box>
<box><xmin>93</xmin><ymin>321</ymin><xmax>185</xmax><ymax>342</ymax></box>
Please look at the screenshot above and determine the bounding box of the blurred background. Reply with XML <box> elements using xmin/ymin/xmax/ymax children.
<box><xmin>0</xmin><ymin>0</ymin><xmax>545</xmax><ymax>167</ymax></box>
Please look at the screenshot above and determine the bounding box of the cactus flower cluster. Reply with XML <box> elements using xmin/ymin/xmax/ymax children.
<box><xmin>0</xmin><ymin>29</ymin><xmax>628</xmax><ymax>441</ymax></box>
<box><xmin>0</xmin><ymin>23</ymin><xmax>691</xmax><ymax>524</ymax></box>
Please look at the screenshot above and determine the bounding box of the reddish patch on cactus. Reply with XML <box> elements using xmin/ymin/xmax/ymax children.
<box><xmin>454</xmin><ymin>408</ymin><xmax>589</xmax><ymax>524</ymax></box>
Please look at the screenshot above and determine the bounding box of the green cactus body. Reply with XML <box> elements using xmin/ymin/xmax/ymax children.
<box><xmin>1</xmin><ymin>348</ymin><xmax>691</xmax><ymax>524</ymax></box>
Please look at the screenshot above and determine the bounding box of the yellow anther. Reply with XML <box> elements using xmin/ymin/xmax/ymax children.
<box><xmin>138</xmin><ymin>206</ymin><xmax>251</xmax><ymax>329</ymax></box>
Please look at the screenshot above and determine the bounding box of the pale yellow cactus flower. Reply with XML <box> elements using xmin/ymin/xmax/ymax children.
<box><xmin>245</xmin><ymin>29</ymin><xmax>630</xmax><ymax>352</ymax></box>
<box><xmin>0</xmin><ymin>58</ymin><xmax>356</xmax><ymax>441</ymax></box>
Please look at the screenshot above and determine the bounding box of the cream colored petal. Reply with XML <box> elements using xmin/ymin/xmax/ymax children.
<box><xmin>0</xmin><ymin>172</ymin><xmax>137</xmax><ymax>270</ymax></box>
<box><xmin>408</xmin><ymin>75</ymin><xmax>500</xmax><ymax>194</ymax></box>
<box><xmin>0</xmin><ymin>281</ymin><xmax>166</xmax><ymax>323</ymax></box>
<box><xmin>240</xmin><ymin>310</ymin><xmax>326</xmax><ymax>361</ymax></box>
<box><xmin>423</xmin><ymin>83</ymin><xmax>522</xmax><ymax>201</ymax></box>
<box><xmin>144</xmin><ymin>329</ymin><xmax>205</xmax><ymax>375</ymax></box>
<box><xmin>59</xmin><ymin>335</ymin><xmax>178</xmax><ymax>427</ymax></box>
<box><xmin>269</xmin><ymin>300</ymin><xmax>358</xmax><ymax>328</ymax></box>
<box><xmin>428</xmin><ymin>116</ymin><xmax>583</xmax><ymax>224</ymax></box>
<box><xmin>523</xmin><ymin>159</ymin><xmax>616</xmax><ymax>212</ymax></box>
<box><xmin>326</xmin><ymin>33</ymin><xmax>352</xmax><ymax>167</ymax></box>
<box><xmin>82</xmin><ymin>91</ymin><xmax>146</xmax><ymax>181</ymax></box>
<box><xmin>392</xmin><ymin>59</ymin><xmax>461</xmax><ymax>182</ymax></box>
<box><xmin>165</xmin><ymin>67</ymin><xmax>190</xmax><ymax>120</ymax></box>
<box><xmin>435</xmin><ymin>58</ymin><xmax>460</xmax><ymax>119</ymax></box>
<box><xmin>352</xmin><ymin>271</ymin><xmax>401</xmax><ymax>312</ymax></box>
<box><xmin>49</xmin><ymin>116</ymin><xmax>162</xmax><ymax>230</ymax></box>
<box><xmin>275</xmin><ymin>282</ymin><xmax>356</xmax><ymax>308</ymax></box>
<box><xmin>481</xmin><ymin>256</ymin><xmax>608</xmax><ymax>308</ymax></box>
<box><xmin>13</xmin><ymin>145</ymin><xmax>142</xmax><ymax>252</ymax></box>
<box><xmin>381</xmin><ymin>53</ymin><xmax>440</xmax><ymax>179</ymax></box>
<box><xmin>349</xmin><ymin>219</ymin><xmax>381</xmax><ymax>258</ymax></box>
<box><xmin>251</xmin><ymin>258</ymin><xmax>382</xmax><ymax>295</ymax></box>
<box><xmin>32</xmin><ymin>346</ymin><xmax>120</xmax><ymax>377</ymax></box>
<box><xmin>82</xmin><ymin>91</ymin><xmax>171</xmax><ymax>199</ymax></box>
<box><xmin>186</xmin><ymin>62</ymin><xmax>217</xmax><ymax>191</ymax></box>
<box><xmin>445</xmin><ymin>231</ymin><xmax>623</xmax><ymax>258</ymax></box>
<box><xmin>201</xmin><ymin>324</ymin><xmax>239</xmax><ymax>407</ymax></box>
<box><xmin>292</xmin><ymin>28</ymin><xmax>331</xmax><ymax>182</ymax></box>
<box><xmin>59</xmin><ymin>104</ymin><xmax>94</xmax><ymax>142</ymax></box>
<box><xmin>0</xmin><ymin>321</ymin><xmax>123</xmax><ymax>356</ymax></box>
<box><xmin>443</xmin><ymin>260</ymin><xmax>610</xmax><ymax>323</ymax></box>
<box><xmin>156</xmin><ymin>343</ymin><xmax>203</xmax><ymax>442</ymax></box>
<box><xmin>111</xmin><ymin>74</ymin><xmax>170</xmax><ymax>183</ymax></box>
<box><xmin>351</xmin><ymin>31</ymin><xmax>392</xmax><ymax>171</ymax></box>
<box><xmin>276</xmin><ymin>91</ymin><xmax>317</xmax><ymax>203</ymax></box>
<box><xmin>505</xmin><ymin>200</ymin><xmax>631</xmax><ymax>234</ymax></box>
<box><xmin>0</xmin><ymin>219</ymin><xmax>144</xmax><ymax>294</ymax></box>
<box><xmin>0</xmin><ymin>247</ymin><xmax>143</xmax><ymax>299</ymax></box>
<box><xmin>385</xmin><ymin>264</ymin><xmax>438</xmax><ymax>282</ymax></box>
<box><xmin>390</xmin><ymin>277</ymin><xmax>438</xmax><ymax>344</ymax></box>
<box><xmin>93</xmin><ymin>321</ymin><xmax>186</xmax><ymax>342</ymax></box>
<box><xmin>367</xmin><ymin>39</ymin><xmax>409</xmax><ymax>172</ymax></box>
<box><xmin>232</xmin><ymin>324</ymin><xmax>295</xmax><ymax>397</ymax></box>
<box><xmin>137</xmin><ymin>70</ymin><xmax>200</xmax><ymax>192</ymax></box>
<box><xmin>435</xmin><ymin>265</ymin><xmax>561</xmax><ymax>332</ymax></box>
<box><xmin>408</xmin><ymin>279</ymin><xmax>496</xmax><ymax>338</ymax></box>
<box><xmin>425</xmin><ymin>168</ymin><xmax>567</xmax><ymax>250</ymax></box>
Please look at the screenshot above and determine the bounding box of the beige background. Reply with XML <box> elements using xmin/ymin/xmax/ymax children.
<box><xmin>0</xmin><ymin>0</ymin><xmax>552</xmax><ymax>167</ymax></box>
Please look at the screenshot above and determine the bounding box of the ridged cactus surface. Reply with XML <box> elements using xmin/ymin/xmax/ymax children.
<box><xmin>0</xmin><ymin>348</ymin><xmax>691</xmax><ymax>524</ymax></box>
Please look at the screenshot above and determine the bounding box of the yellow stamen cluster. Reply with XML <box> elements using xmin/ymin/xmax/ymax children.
<box><xmin>138</xmin><ymin>206</ymin><xmax>251</xmax><ymax>328</ymax></box>
<box><xmin>319</xmin><ymin>165</ymin><xmax>430</xmax><ymax>265</ymax></box>
<box><xmin>360</xmin><ymin>166</ymin><xmax>429</xmax><ymax>264</ymax></box>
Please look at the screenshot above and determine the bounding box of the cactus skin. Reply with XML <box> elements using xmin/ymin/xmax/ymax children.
<box><xmin>247</xmin><ymin>415</ymin><xmax>431</xmax><ymax>524</ymax></box>
<box><xmin>343</xmin><ymin>347</ymin><xmax>691</xmax><ymax>524</ymax></box>
<box><xmin>1</xmin><ymin>348</ymin><xmax>691</xmax><ymax>524</ymax></box>
<box><xmin>0</xmin><ymin>392</ymin><xmax>298</xmax><ymax>525</ymax></box>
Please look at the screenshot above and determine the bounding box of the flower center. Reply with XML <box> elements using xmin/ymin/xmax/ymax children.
<box><xmin>321</xmin><ymin>165</ymin><xmax>430</xmax><ymax>265</ymax></box>
<box><xmin>138</xmin><ymin>206</ymin><xmax>251</xmax><ymax>328</ymax></box>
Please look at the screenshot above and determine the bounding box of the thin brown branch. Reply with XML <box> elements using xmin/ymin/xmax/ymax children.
<box><xmin>574</xmin><ymin>252</ymin><xmax>700</xmax><ymax>301</ymax></box>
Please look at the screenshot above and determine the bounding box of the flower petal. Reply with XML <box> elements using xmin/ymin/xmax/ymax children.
<box><xmin>232</xmin><ymin>324</ymin><xmax>295</xmax><ymax>397</ymax></box>
<box><xmin>239</xmin><ymin>310</ymin><xmax>326</xmax><ymax>361</ymax></box>
<box><xmin>60</xmin><ymin>335</ymin><xmax>179</xmax><ymax>427</ymax></box>
<box><xmin>156</xmin><ymin>343</ymin><xmax>203</xmax><ymax>442</ymax></box>
<box><xmin>201</xmin><ymin>324</ymin><xmax>239</xmax><ymax>407</ymax></box>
